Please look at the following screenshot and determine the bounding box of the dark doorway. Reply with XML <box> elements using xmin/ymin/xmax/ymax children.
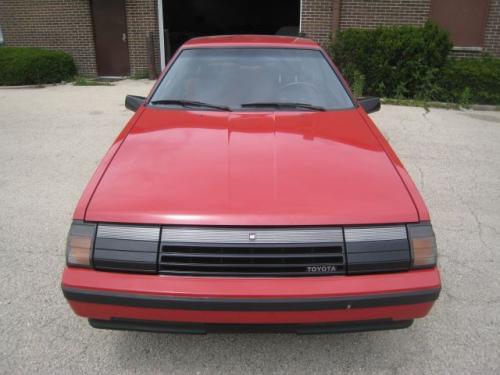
<box><xmin>163</xmin><ymin>0</ymin><xmax>301</xmax><ymax>59</ymax></box>
<box><xmin>91</xmin><ymin>0</ymin><xmax>130</xmax><ymax>76</ymax></box>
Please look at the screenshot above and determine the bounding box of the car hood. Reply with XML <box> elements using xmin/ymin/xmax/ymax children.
<box><xmin>85</xmin><ymin>108</ymin><xmax>418</xmax><ymax>225</ymax></box>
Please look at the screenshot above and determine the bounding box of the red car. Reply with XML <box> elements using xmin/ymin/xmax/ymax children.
<box><xmin>62</xmin><ymin>35</ymin><xmax>440</xmax><ymax>334</ymax></box>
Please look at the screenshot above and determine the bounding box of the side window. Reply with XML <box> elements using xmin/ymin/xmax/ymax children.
<box><xmin>430</xmin><ymin>0</ymin><xmax>490</xmax><ymax>49</ymax></box>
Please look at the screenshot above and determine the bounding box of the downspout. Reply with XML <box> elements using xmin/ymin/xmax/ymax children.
<box><xmin>299</xmin><ymin>0</ymin><xmax>303</xmax><ymax>34</ymax></box>
<box><xmin>332</xmin><ymin>0</ymin><xmax>342</xmax><ymax>40</ymax></box>
<box><xmin>157</xmin><ymin>0</ymin><xmax>165</xmax><ymax>70</ymax></box>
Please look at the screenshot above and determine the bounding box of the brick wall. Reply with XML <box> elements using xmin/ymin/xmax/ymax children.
<box><xmin>484</xmin><ymin>0</ymin><xmax>500</xmax><ymax>56</ymax></box>
<box><xmin>300</xmin><ymin>0</ymin><xmax>432</xmax><ymax>48</ymax></box>
<box><xmin>0</xmin><ymin>0</ymin><xmax>97</xmax><ymax>75</ymax></box>
<box><xmin>301</xmin><ymin>0</ymin><xmax>335</xmax><ymax>47</ymax></box>
<box><xmin>1</xmin><ymin>0</ymin><xmax>498</xmax><ymax>76</ymax></box>
<box><xmin>125</xmin><ymin>0</ymin><xmax>161</xmax><ymax>77</ymax></box>
<box><xmin>0</xmin><ymin>0</ymin><xmax>160</xmax><ymax>77</ymax></box>
<box><xmin>340</xmin><ymin>0</ymin><xmax>430</xmax><ymax>29</ymax></box>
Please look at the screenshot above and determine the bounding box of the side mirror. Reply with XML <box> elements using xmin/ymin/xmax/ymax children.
<box><xmin>358</xmin><ymin>97</ymin><xmax>381</xmax><ymax>114</ymax></box>
<box><xmin>125</xmin><ymin>95</ymin><xmax>146</xmax><ymax>112</ymax></box>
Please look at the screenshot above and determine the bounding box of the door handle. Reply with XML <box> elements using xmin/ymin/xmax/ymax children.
<box><xmin>122</xmin><ymin>33</ymin><xmax>127</xmax><ymax>42</ymax></box>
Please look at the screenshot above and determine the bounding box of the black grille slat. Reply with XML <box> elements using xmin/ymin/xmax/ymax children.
<box><xmin>159</xmin><ymin>243</ymin><xmax>345</xmax><ymax>277</ymax></box>
<box><xmin>161</xmin><ymin>252</ymin><xmax>344</xmax><ymax>259</ymax></box>
<box><xmin>162</xmin><ymin>245</ymin><xmax>339</xmax><ymax>254</ymax></box>
<box><xmin>161</xmin><ymin>262</ymin><xmax>345</xmax><ymax>268</ymax></box>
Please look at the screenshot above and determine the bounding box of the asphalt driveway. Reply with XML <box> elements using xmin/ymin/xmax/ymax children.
<box><xmin>1</xmin><ymin>80</ymin><xmax>499</xmax><ymax>374</ymax></box>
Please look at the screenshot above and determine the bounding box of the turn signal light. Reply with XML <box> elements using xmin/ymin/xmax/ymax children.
<box><xmin>407</xmin><ymin>222</ymin><xmax>437</xmax><ymax>269</ymax></box>
<box><xmin>66</xmin><ymin>222</ymin><xmax>96</xmax><ymax>267</ymax></box>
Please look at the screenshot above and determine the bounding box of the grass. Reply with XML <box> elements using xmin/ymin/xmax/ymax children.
<box><xmin>72</xmin><ymin>76</ymin><xmax>113</xmax><ymax>86</ymax></box>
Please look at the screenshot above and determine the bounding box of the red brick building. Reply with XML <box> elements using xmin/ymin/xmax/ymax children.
<box><xmin>0</xmin><ymin>0</ymin><xmax>499</xmax><ymax>77</ymax></box>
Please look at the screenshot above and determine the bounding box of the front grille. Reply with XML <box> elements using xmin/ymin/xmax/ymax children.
<box><xmin>90</xmin><ymin>224</ymin><xmax>412</xmax><ymax>277</ymax></box>
<box><xmin>159</xmin><ymin>227</ymin><xmax>345</xmax><ymax>276</ymax></box>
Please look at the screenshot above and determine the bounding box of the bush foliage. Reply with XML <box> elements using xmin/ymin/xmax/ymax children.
<box><xmin>0</xmin><ymin>47</ymin><xmax>76</xmax><ymax>85</ymax></box>
<box><xmin>331</xmin><ymin>22</ymin><xmax>452</xmax><ymax>100</ymax></box>
<box><xmin>331</xmin><ymin>22</ymin><xmax>500</xmax><ymax>105</ymax></box>
<box><xmin>439</xmin><ymin>57</ymin><xmax>500</xmax><ymax>105</ymax></box>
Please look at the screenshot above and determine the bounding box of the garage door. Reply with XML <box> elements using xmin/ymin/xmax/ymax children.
<box><xmin>163</xmin><ymin>0</ymin><xmax>301</xmax><ymax>57</ymax></box>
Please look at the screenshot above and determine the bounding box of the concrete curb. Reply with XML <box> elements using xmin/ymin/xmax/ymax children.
<box><xmin>0</xmin><ymin>82</ymin><xmax>69</xmax><ymax>89</ymax></box>
<box><xmin>470</xmin><ymin>104</ymin><xmax>500</xmax><ymax>111</ymax></box>
<box><xmin>382</xmin><ymin>99</ymin><xmax>500</xmax><ymax>112</ymax></box>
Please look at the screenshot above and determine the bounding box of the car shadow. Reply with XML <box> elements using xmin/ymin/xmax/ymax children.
<box><xmin>108</xmin><ymin>328</ymin><xmax>418</xmax><ymax>373</ymax></box>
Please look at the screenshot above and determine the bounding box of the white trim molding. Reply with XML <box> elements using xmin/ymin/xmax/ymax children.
<box><xmin>157</xmin><ymin>0</ymin><xmax>165</xmax><ymax>70</ymax></box>
<box><xmin>299</xmin><ymin>0</ymin><xmax>303</xmax><ymax>33</ymax></box>
<box><xmin>452</xmin><ymin>46</ymin><xmax>483</xmax><ymax>52</ymax></box>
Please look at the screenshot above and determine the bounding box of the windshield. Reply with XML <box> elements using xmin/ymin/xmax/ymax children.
<box><xmin>150</xmin><ymin>48</ymin><xmax>354</xmax><ymax>111</ymax></box>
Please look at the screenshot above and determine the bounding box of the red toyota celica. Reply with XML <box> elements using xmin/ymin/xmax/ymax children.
<box><xmin>62</xmin><ymin>35</ymin><xmax>440</xmax><ymax>334</ymax></box>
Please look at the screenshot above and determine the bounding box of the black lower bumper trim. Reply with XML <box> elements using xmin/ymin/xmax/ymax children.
<box><xmin>63</xmin><ymin>287</ymin><xmax>440</xmax><ymax>311</ymax></box>
<box><xmin>89</xmin><ymin>318</ymin><xmax>414</xmax><ymax>334</ymax></box>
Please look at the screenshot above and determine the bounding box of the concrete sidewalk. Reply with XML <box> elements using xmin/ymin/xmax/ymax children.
<box><xmin>0</xmin><ymin>80</ymin><xmax>499</xmax><ymax>374</ymax></box>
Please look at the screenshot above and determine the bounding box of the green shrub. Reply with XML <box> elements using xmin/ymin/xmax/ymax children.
<box><xmin>351</xmin><ymin>70</ymin><xmax>365</xmax><ymax>97</ymax></box>
<box><xmin>439</xmin><ymin>56</ymin><xmax>500</xmax><ymax>105</ymax></box>
<box><xmin>0</xmin><ymin>47</ymin><xmax>76</xmax><ymax>85</ymax></box>
<box><xmin>330</xmin><ymin>22</ymin><xmax>452</xmax><ymax>99</ymax></box>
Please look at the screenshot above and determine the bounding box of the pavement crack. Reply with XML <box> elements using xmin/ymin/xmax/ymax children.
<box><xmin>455</xmin><ymin>189</ymin><xmax>491</xmax><ymax>252</ymax></box>
<box><xmin>421</xmin><ymin>108</ymin><xmax>433</xmax><ymax>127</ymax></box>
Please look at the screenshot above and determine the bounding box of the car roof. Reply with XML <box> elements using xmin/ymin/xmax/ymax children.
<box><xmin>182</xmin><ymin>35</ymin><xmax>321</xmax><ymax>49</ymax></box>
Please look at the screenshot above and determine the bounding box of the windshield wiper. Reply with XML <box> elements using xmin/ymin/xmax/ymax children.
<box><xmin>150</xmin><ymin>99</ymin><xmax>232</xmax><ymax>111</ymax></box>
<box><xmin>240</xmin><ymin>102</ymin><xmax>326</xmax><ymax>111</ymax></box>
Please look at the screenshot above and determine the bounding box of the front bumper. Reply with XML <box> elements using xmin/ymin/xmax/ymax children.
<box><xmin>62</xmin><ymin>267</ymin><xmax>440</xmax><ymax>333</ymax></box>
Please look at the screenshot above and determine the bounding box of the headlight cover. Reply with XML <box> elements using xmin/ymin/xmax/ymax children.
<box><xmin>66</xmin><ymin>222</ymin><xmax>96</xmax><ymax>267</ymax></box>
<box><xmin>407</xmin><ymin>222</ymin><xmax>437</xmax><ymax>269</ymax></box>
<box><xmin>344</xmin><ymin>225</ymin><xmax>411</xmax><ymax>274</ymax></box>
<box><xmin>93</xmin><ymin>224</ymin><xmax>160</xmax><ymax>273</ymax></box>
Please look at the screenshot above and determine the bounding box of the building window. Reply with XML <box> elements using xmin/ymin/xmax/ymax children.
<box><xmin>430</xmin><ymin>0</ymin><xmax>490</xmax><ymax>49</ymax></box>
